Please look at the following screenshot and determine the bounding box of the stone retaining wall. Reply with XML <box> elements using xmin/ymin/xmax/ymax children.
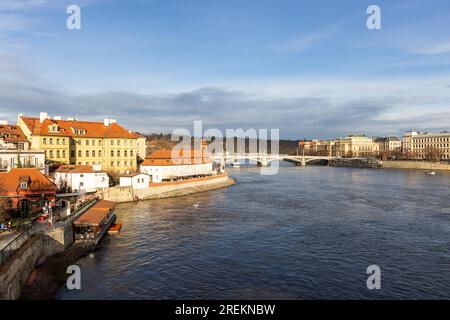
<box><xmin>381</xmin><ymin>160</ymin><xmax>450</xmax><ymax>171</ymax></box>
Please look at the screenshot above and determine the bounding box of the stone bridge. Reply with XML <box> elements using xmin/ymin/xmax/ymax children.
<box><xmin>210</xmin><ymin>153</ymin><xmax>335</xmax><ymax>166</ymax></box>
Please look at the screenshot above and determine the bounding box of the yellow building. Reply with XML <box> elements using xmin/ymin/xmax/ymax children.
<box><xmin>335</xmin><ymin>135</ymin><xmax>376</xmax><ymax>158</ymax></box>
<box><xmin>18</xmin><ymin>113</ymin><xmax>146</xmax><ymax>174</ymax></box>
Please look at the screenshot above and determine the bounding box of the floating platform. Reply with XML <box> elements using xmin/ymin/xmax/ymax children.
<box><xmin>108</xmin><ymin>223</ymin><xmax>122</xmax><ymax>235</ymax></box>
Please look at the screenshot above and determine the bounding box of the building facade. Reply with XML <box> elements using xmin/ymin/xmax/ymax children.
<box><xmin>18</xmin><ymin>113</ymin><xmax>144</xmax><ymax>174</ymax></box>
<box><xmin>334</xmin><ymin>135</ymin><xmax>376</xmax><ymax>158</ymax></box>
<box><xmin>0</xmin><ymin>121</ymin><xmax>46</xmax><ymax>172</ymax></box>
<box><xmin>54</xmin><ymin>165</ymin><xmax>110</xmax><ymax>193</ymax></box>
<box><xmin>119</xmin><ymin>173</ymin><xmax>150</xmax><ymax>189</ymax></box>
<box><xmin>410</xmin><ymin>132</ymin><xmax>450</xmax><ymax>160</ymax></box>
<box><xmin>140</xmin><ymin>148</ymin><xmax>215</xmax><ymax>183</ymax></box>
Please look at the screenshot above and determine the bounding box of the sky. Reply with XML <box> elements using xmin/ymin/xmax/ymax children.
<box><xmin>1</xmin><ymin>0</ymin><xmax>450</xmax><ymax>139</ymax></box>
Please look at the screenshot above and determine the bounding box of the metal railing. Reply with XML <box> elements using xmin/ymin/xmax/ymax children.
<box><xmin>0</xmin><ymin>198</ymin><xmax>99</xmax><ymax>266</ymax></box>
<box><xmin>0</xmin><ymin>227</ymin><xmax>36</xmax><ymax>266</ymax></box>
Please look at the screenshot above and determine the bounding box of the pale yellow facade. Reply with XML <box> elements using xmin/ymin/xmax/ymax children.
<box><xmin>18</xmin><ymin>116</ymin><xmax>145</xmax><ymax>174</ymax></box>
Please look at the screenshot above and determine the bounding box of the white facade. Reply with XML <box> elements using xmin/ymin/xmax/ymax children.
<box><xmin>54</xmin><ymin>170</ymin><xmax>109</xmax><ymax>193</ymax></box>
<box><xmin>119</xmin><ymin>173</ymin><xmax>150</xmax><ymax>189</ymax></box>
<box><xmin>0</xmin><ymin>150</ymin><xmax>46</xmax><ymax>173</ymax></box>
<box><xmin>140</xmin><ymin>163</ymin><xmax>214</xmax><ymax>183</ymax></box>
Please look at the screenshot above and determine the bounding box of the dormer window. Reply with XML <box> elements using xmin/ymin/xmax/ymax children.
<box><xmin>49</xmin><ymin>124</ymin><xmax>59</xmax><ymax>132</ymax></box>
<box><xmin>20</xmin><ymin>182</ymin><xmax>28</xmax><ymax>189</ymax></box>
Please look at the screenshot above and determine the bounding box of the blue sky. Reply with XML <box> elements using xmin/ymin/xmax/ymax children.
<box><xmin>1</xmin><ymin>0</ymin><xmax>450</xmax><ymax>139</ymax></box>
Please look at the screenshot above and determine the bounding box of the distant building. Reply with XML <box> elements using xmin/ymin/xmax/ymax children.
<box><xmin>334</xmin><ymin>135</ymin><xmax>376</xmax><ymax>158</ymax></box>
<box><xmin>402</xmin><ymin>131</ymin><xmax>419</xmax><ymax>155</ymax></box>
<box><xmin>0</xmin><ymin>121</ymin><xmax>46</xmax><ymax>172</ymax></box>
<box><xmin>411</xmin><ymin>131</ymin><xmax>450</xmax><ymax>160</ymax></box>
<box><xmin>0</xmin><ymin>168</ymin><xmax>57</xmax><ymax>212</ymax></box>
<box><xmin>54</xmin><ymin>165</ymin><xmax>110</xmax><ymax>193</ymax></box>
<box><xmin>298</xmin><ymin>140</ymin><xmax>335</xmax><ymax>156</ymax></box>
<box><xmin>140</xmin><ymin>147</ymin><xmax>215</xmax><ymax>183</ymax></box>
<box><xmin>119</xmin><ymin>173</ymin><xmax>150</xmax><ymax>189</ymax></box>
<box><xmin>18</xmin><ymin>112</ymin><xmax>143</xmax><ymax>174</ymax></box>
<box><xmin>374</xmin><ymin>136</ymin><xmax>402</xmax><ymax>153</ymax></box>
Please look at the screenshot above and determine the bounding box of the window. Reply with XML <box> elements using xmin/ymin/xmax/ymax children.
<box><xmin>124</xmin><ymin>150</ymin><xmax>128</xmax><ymax>157</ymax></box>
<box><xmin>92</xmin><ymin>150</ymin><xmax>96</xmax><ymax>157</ymax></box>
<box><xmin>57</xmin><ymin>139</ymin><xmax>60</xmax><ymax>145</ymax></box>
<box><xmin>117</xmin><ymin>140</ymin><xmax>121</xmax><ymax>146</ymax></box>
<box><xmin>117</xmin><ymin>150</ymin><xmax>121</xmax><ymax>157</ymax></box>
<box><xmin>71</xmin><ymin>151</ymin><xmax>75</xmax><ymax>158</ymax></box>
<box><xmin>78</xmin><ymin>150</ymin><xmax>82</xmax><ymax>157</ymax></box>
<box><xmin>86</xmin><ymin>140</ymin><xmax>89</xmax><ymax>146</ymax></box>
<box><xmin>86</xmin><ymin>150</ymin><xmax>89</xmax><ymax>157</ymax></box>
<box><xmin>50</xmin><ymin>150</ymin><xmax>53</xmax><ymax>158</ymax></box>
<box><xmin>80</xmin><ymin>182</ymin><xmax>84</xmax><ymax>187</ymax></box>
<box><xmin>130</xmin><ymin>150</ymin><xmax>134</xmax><ymax>157</ymax></box>
<box><xmin>99</xmin><ymin>150</ymin><xmax>102</xmax><ymax>157</ymax></box>
<box><xmin>111</xmin><ymin>150</ymin><xmax>114</xmax><ymax>157</ymax></box>
<box><xmin>50</xmin><ymin>138</ymin><xmax>53</xmax><ymax>145</ymax></box>
<box><xmin>62</xmin><ymin>139</ymin><xmax>66</xmax><ymax>145</ymax></box>
<box><xmin>111</xmin><ymin>140</ymin><xmax>114</xmax><ymax>146</ymax></box>
<box><xmin>92</xmin><ymin>140</ymin><xmax>95</xmax><ymax>146</ymax></box>
<box><xmin>57</xmin><ymin>150</ymin><xmax>60</xmax><ymax>158</ymax></box>
<box><xmin>20</xmin><ymin>182</ymin><xmax>28</xmax><ymax>189</ymax></box>
<box><xmin>111</xmin><ymin>162</ymin><xmax>114</xmax><ymax>167</ymax></box>
<box><xmin>43</xmin><ymin>138</ymin><xmax>47</xmax><ymax>144</ymax></box>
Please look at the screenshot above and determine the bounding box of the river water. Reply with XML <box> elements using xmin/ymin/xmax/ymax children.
<box><xmin>59</xmin><ymin>164</ymin><xmax>450</xmax><ymax>299</ymax></box>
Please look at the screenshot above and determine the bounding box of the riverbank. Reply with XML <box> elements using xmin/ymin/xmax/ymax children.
<box><xmin>381</xmin><ymin>160</ymin><xmax>450</xmax><ymax>171</ymax></box>
<box><xmin>98</xmin><ymin>174</ymin><xmax>236</xmax><ymax>203</ymax></box>
<box><xmin>19</xmin><ymin>242</ymin><xmax>96</xmax><ymax>300</ymax></box>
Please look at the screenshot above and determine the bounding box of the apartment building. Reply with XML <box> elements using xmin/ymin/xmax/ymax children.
<box><xmin>0</xmin><ymin>121</ymin><xmax>45</xmax><ymax>172</ymax></box>
<box><xmin>410</xmin><ymin>131</ymin><xmax>450</xmax><ymax>160</ymax></box>
<box><xmin>335</xmin><ymin>135</ymin><xmax>376</xmax><ymax>158</ymax></box>
<box><xmin>18</xmin><ymin>113</ymin><xmax>146</xmax><ymax>174</ymax></box>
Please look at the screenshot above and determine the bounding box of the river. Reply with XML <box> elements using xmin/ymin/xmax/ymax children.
<box><xmin>59</xmin><ymin>164</ymin><xmax>450</xmax><ymax>299</ymax></box>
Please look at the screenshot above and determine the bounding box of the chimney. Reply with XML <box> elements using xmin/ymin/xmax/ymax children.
<box><xmin>104</xmin><ymin>119</ymin><xmax>117</xmax><ymax>126</ymax></box>
<box><xmin>0</xmin><ymin>120</ymin><xmax>8</xmax><ymax>125</ymax></box>
<box><xmin>17</xmin><ymin>113</ymin><xmax>23</xmax><ymax>124</ymax></box>
<box><xmin>39</xmin><ymin>112</ymin><xmax>49</xmax><ymax>123</ymax></box>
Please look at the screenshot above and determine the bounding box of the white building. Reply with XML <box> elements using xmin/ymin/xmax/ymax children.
<box><xmin>402</xmin><ymin>131</ymin><xmax>419</xmax><ymax>155</ymax></box>
<box><xmin>54</xmin><ymin>164</ymin><xmax>109</xmax><ymax>193</ymax></box>
<box><xmin>119</xmin><ymin>173</ymin><xmax>150</xmax><ymax>189</ymax></box>
<box><xmin>0</xmin><ymin>121</ymin><xmax>46</xmax><ymax>172</ymax></box>
<box><xmin>411</xmin><ymin>131</ymin><xmax>450</xmax><ymax>160</ymax></box>
<box><xmin>140</xmin><ymin>148</ymin><xmax>215</xmax><ymax>183</ymax></box>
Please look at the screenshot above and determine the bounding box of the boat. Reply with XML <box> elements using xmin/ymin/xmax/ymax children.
<box><xmin>426</xmin><ymin>171</ymin><xmax>436</xmax><ymax>175</ymax></box>
<box><xmin>230</xmin><ymin>161</ymin><xmax>240</xmax><ymax>168</ymax></box>
<box><xmin>73</xmin><ymin>200</ymin><xmax>117</xmax><ymax>244</ymax></box>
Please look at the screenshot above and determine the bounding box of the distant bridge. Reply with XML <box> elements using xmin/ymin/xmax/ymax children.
<box><xmin>210</xmin><ymin>153</ymin><xmax>335</xmax><ymax>167</ymax></box>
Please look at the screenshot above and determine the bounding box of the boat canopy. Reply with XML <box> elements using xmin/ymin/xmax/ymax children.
<box><xmin>73</xmin><ymin>200</ymin><xmax>116</xmax><ymax>227</ymax></box>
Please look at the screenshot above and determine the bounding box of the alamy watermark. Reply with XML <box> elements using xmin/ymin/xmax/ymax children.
<box><xmin>66</xmin><ymin>265</ymin><xmax>81</xmax><ymax>290</ymax></box>
<box><xmin>366</xmin><ymin>5</ymin><xmax>382</xmax><ymax>30</ymax></box>
<box><xmin>66</xmin><ymin>4</ymin><xmax>81</xmax><ymax>30</ymax></box>
<box><xmin>171</xmin><ymin>121</ymin><xmax>280</xmax><ymax>175</ymax></box>
<box><xmin>366</xmin><ymin>264</ymin><xmax>381</xmax><ymax>290</ymax></box>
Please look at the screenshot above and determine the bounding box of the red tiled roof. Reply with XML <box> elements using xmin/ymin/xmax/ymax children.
<box><xmin>20</xmin><ymin>116</ymin><xmax>140</xmax><ymax>139</ymax></box>
<box><xmin>73</xmin><ymin>200</ymin><xmax>116</xmax><ymax>227</ymax></box>
<box><xmin>55</xmin><ymin>165</ymin><xmax>96</xmax><ymax>173</ymax></box>
<box><xmin>0</xmin><ymin>124</ymin><xmax>29</xmax><ymax>143</ymax></box>
<box><xmin>0</xmin><ymin>168</ymin><xmax>57</xmax><ymax>193</ymax></box>
<box><xmin>141</xmin><ymin>149</ymin><xmax>211</xmax><ymax>166</ymax></box>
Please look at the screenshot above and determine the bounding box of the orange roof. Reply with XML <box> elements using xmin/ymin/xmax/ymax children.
<box><xmin>141</xmin><ymin>149</ymin><xmax>212</xmax><ymax>166</ymax></box>
<box><xmin>73</xmin><ymin>200</ymin><xmax>116</xmax><ymax>227</ymax></box>
<box><xmin>0</xmin><ymin>168</ymin><xmax>57</xmax><ymax>193</ymax></box>
<box><xmin>0</xmin><ymin>124</ymin><xmax>29</xmax><ymax>143</ymax></box>
<box><xmin>20</xmin><ymin>116</ymin><xmax>140</xmax><ymax>139</ymax></box>
<box><xmin>55</xmin><ymin>165</ymin><xmax>96</xmax><ymax>173</ymax></box>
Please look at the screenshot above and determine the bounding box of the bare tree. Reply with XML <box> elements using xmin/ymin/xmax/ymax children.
<box><xmin>0</xmin><ymin>185</ymin><xmax>12</xmax><ymax>223</ymax></box>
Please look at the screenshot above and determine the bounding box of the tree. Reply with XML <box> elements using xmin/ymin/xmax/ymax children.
<box><xmin>0</xmin><ymin>186</ymin><xmax>12</xmax><ymax>223</ymax></box>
